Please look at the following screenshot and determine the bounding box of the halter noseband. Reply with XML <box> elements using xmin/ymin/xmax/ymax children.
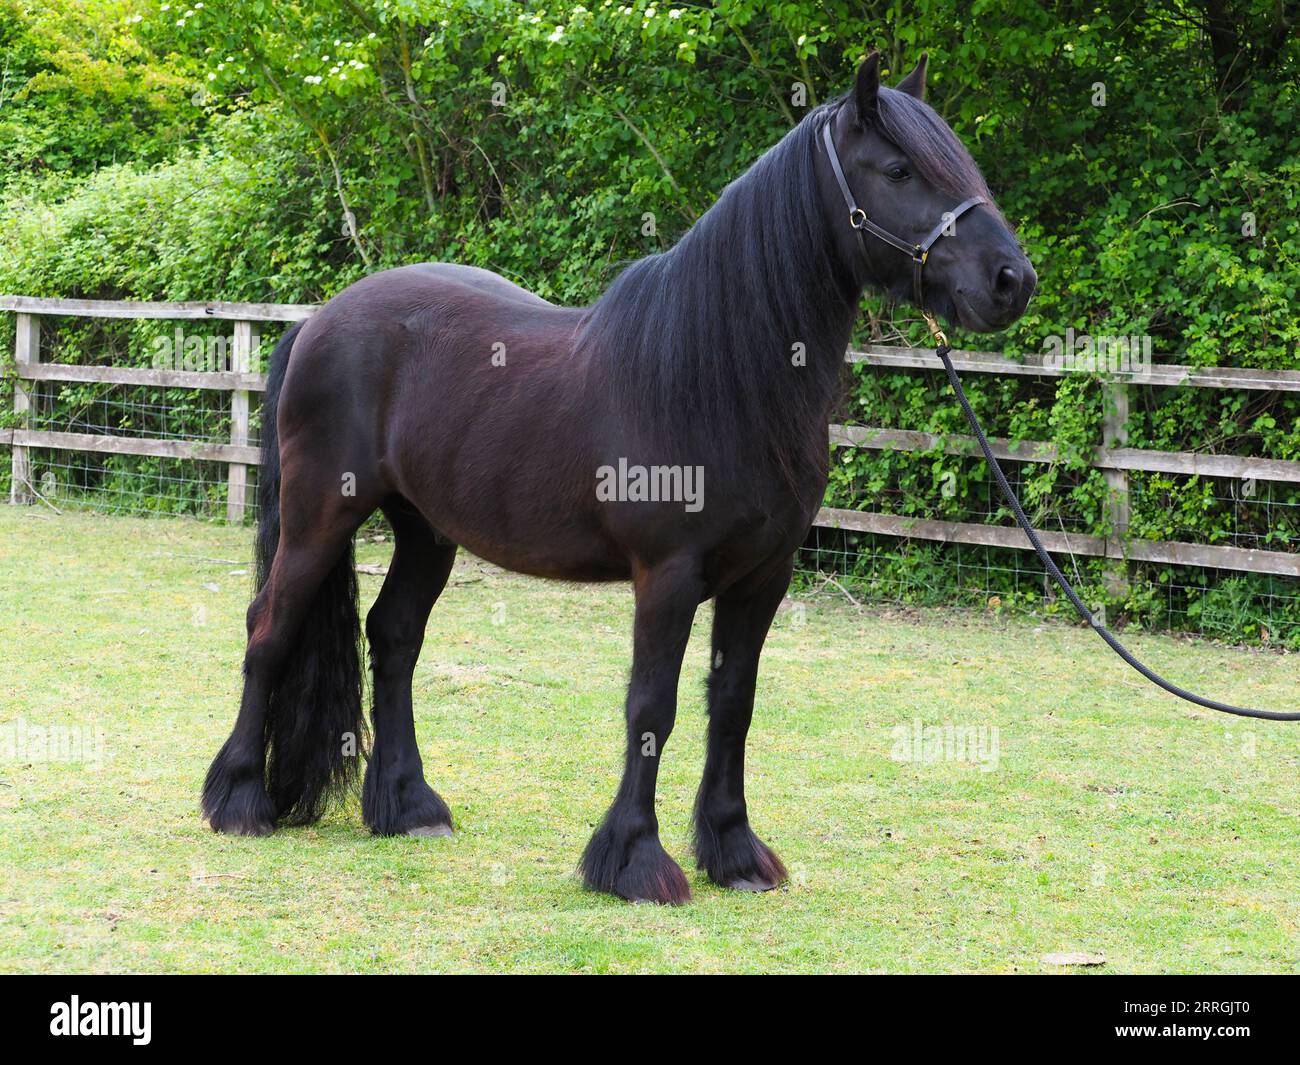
<box><xmin>820</xmin><ymin>118</ymin><xmax>985</xmax><ymax>337</ymax></box>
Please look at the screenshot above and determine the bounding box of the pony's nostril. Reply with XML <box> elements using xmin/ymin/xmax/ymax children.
<box><xmin>994</xmin><ymin>265</ymin><xmax>1019</xmax><ymax>300</ymax></box>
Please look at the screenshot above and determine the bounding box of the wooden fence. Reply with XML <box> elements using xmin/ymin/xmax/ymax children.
<box><xmin>0</xmin><ymin>296</ymin><xmax>312</xmax><ymax>522</ymax></box>
<box><xmin>2</xmin><ymin>295</ymin><xmax>1298</xmax><ymax>578</ymax></box>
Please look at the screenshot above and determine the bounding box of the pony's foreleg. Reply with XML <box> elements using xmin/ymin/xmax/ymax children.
<box><xmin>580</xmin><ymin>555</ymin><xmax>702</xmax><ymax>904</ymax></box>
<box><xmin>363</xmin><ymin>502</ymin><xmax>457</xmax><ymax>837</ymax></box>
<box><xmin>692</xmin><ymin>555</ymin><xmax>793</xmax><ymax>891</ymax></box>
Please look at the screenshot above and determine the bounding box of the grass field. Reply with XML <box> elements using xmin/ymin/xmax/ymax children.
<box><xmin>0</xmin><ymin>507</ymin><xmax>1297</xmax><ymax>973</ymax></box>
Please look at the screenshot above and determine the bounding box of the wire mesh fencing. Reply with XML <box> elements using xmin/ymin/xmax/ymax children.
<box><xmin>1</xmin><ymin>304</ymin><xmax>1296</xmax><ymax>648</ymax></box>
<box><xmin>796</xmin><ymin>527</ymin><xmax>1300</xmax><ymax>647</ymax></box>
<box><xmin>799</xmin><ymin>448</ymin><xmax>1299</xmax><ymax>649</ymax></box>
<box><xmin>1</xmin><ymin>314</ymin><xmax>285</xmax><ymax>521</ymax></box>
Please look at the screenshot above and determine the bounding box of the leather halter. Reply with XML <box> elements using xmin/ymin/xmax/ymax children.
<box><xmin>822</xmin><ymin>113</ymin><xmax>1300</xmax><ymax>721</ymax></box>
<box><xmin>820</xmin><ymin>118</ymin><xmax>985</xmax><ymax>315</ymax></box>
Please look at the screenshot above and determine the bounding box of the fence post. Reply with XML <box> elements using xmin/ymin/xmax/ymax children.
<box><xmin>226</xmin><ymin>320</ymin><xmax>259</xmax><ymax>523</ymax></box>
<box><xmin>10</xmin><ymin>313</ymin><xmax>40</xmax><ymax>504</ymax></box>
<box><xmin>1102</xmin><ymin>379</ymin><xmax>1130</xmax><ymax>597</ymax></box>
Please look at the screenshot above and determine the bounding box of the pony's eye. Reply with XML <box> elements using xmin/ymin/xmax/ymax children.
<box><xmin>885</xmin><ymin>164</ymin><xmax>910</xmax><ymax>183</ymax></box>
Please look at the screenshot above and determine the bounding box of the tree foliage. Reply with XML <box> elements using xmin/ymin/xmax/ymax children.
<box><xmin>0</xmin><ymin>0</ymin><xmax>1296</xmax><ymax>642</ymax></box>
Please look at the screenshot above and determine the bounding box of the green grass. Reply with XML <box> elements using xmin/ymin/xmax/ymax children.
<box><xmin>1</xmin><ymin>507</ymin><xmax>1297</xmax><ymax>973</ymax></box>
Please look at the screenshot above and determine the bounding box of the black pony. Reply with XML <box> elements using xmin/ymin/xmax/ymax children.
<box><xmin>202</xmin><ymin>51</ymin><xmax>1035</xmax><ymax>904</ymax></box>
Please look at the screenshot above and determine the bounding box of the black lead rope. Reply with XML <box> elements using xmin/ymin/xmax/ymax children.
<box><xmin>819</xmin><ymin>110</ymin><xmax>1296</xmax><ymax>721</ymax></box>
<box><xmin>934</xmin><ymin>339</ymin><xmax>1300</xmax><ymax>722</ymax></box>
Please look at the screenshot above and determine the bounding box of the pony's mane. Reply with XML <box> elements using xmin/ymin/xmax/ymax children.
<box><xmin>577</xmin><ymin>86</ymin><xmax>997</xmax><ymax>484</ymax></box>
<box><xmin>578</xmin><ymin>100</ymin><xmax>854</xmax><ymax>484</ymax></box>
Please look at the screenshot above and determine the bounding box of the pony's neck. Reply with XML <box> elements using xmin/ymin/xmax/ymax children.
<box><xmin>582</xmin><ymin>107</ymin><xmax>863</xmax><ymax>480</ymax></box>
<box><xmin>666</xmin><ymin>121</ymin><xmax>864</xmax><ymax>391</ymax></box>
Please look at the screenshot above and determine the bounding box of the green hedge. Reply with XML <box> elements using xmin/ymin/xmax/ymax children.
<box><xmin>1</xmin><ymin>1</ymin><xmax>1296</xmax><ymax>644</ymax></box>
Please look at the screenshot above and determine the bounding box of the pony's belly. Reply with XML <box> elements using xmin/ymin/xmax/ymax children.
<box><xmin>454</xmin><ymin>536</ymin><xmax>634</xmax><ymax>583</ymax></box>
<box><xmin>409</xmin><ymin>500</ymin><xmax>634</xmax><ymax>583</ymax></box>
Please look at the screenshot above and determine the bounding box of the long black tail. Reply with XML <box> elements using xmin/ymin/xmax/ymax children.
<box><xmin>254</xmin><ymin>321</ymin><xmax>367</xmax><ymax>824</ymax></box>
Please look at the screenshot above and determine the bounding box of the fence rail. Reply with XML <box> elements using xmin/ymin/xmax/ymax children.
<box><xmin>0</xmin><ymin>295</ymin><xmax>315</xmax><ymax>322</ymax></box>
<box><xmin>0</xmin><ymin>298</ymin><xmax>289</xmax><ymax>521</ymax></box>
<box><xmin>3</xmin><ymin>296</ymin><xmax>1297</xmax><ymax>578</ymax></box>
<box><xmin>848</xmin><ymin>344</ymin><xmax>1300</xmax><ymax>391</ymax></box>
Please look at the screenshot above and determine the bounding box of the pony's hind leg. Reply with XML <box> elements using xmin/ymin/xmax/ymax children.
<box><xmin>362</xmin><ymin>499</ymin><xmax>457</xmax><ymax>837</ymax></box>
<box><xmin>692</xmin><ymin>555</ymin><xmax>793</xmax><ymax>891</ymax></box>
<box><xmin>580</xmin><ymin>555</ymin><xmax>703</xmax><ymax>904</ymax></box>
<box><xmin>204</xmin><ymin>510</ymin><xmax>366</xmax><ymax>834</ymax></box>
<box><xmin>203</xmin><ymin>586</ymin><xmax>283</xmax><ymax>835</ymax></box>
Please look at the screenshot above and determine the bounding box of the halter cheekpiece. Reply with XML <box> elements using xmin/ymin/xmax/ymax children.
<box><xmin>820</xmin><ymin>117</ymin><xmax>986</xmax><ymax>319</ymax></box>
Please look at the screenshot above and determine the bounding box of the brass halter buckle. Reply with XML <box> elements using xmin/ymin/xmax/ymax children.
<box><xmin>922</xmin><ymin>311</ymin><xmax>949</xmax><ymax>349</ymax></box>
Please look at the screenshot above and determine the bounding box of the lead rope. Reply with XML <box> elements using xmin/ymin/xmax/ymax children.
<box><xmin>920</xmin><ymin>313</ymin><xmax>1300</xmax><ymax>722</ymax></box>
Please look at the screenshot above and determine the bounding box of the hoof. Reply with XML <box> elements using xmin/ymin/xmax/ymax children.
<box><xmin>203</xmin><ymin>743</ymin><xmax>276</xmax><ymax>836</ymax></box>
<box><xmin>405</xmin><ymin>823</ymin><xmax>453</xmax><ymax>838</ymax></box>
<box><xmin>363</xmin><ymin>768</ymin><xmax>454</xmax><ymax>837</ymax></box>
<box><xmin>204</xmin><ymin>780</ymin><xmax>276</xmax><ymax>837</ymax></box>
<box><xmin>581</xmin><ymin>818</ymin><xmax>691</xmax><ymax>905</ymax></box>
<box><xmin>216</xmin><ymin>814</ymin><xmax>275</xmax><ymax>837</ymax></box>
<box><xmin>724</xmin><ymin>874</ymin><xmax>782</xmax><ymax>893</ymax></box>
<box><xmin>694</xmin><ymin>818</ymin><xmax>788</xmax><ymax>893</ymax></box>
<box><xmin>614</xmin><ymin>851</ymin><xmax>692</xmax><ymax>906</ymax></box>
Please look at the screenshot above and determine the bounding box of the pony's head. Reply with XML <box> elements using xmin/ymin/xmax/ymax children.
<box><xmin>820</xmin><ymin>50</ymin><xmax>1036</xmax><ymax>332</ymax></box>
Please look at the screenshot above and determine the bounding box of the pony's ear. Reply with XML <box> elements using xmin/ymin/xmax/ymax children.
<box><xmin>897</xmin><ymin>52</ymin><xmax>928</xmax><ymax>100</ymax></box>
<box><xmin>853</xmin><ymin>49</ymin><xmax>881</xmax><ymax>124</ymax></box>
